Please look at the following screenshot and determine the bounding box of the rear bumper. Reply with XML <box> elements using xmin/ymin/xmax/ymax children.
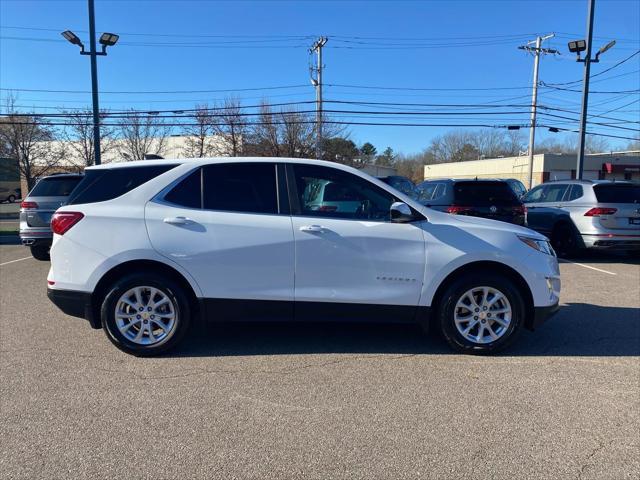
<box><xmin>528</xmin><ymin>301</ymin><xmax>560</xmax><ymax>330</ymax></box>
<box><xmin>47</xmin><ymin>288</ymin><xmax>99</xmax><ymax>329</ymax></box>
<box><xmin>582</xmin><ymin>233</ymin><xmax>640</xmax><ymax>250</ymax></box>
<box><xmin>20</xmin><ymin>230</ymin><xmax>52</xmax><ymax>247</ymax></box>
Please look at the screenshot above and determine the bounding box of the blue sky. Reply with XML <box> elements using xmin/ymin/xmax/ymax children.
<box><xmin>1</xmin><ymin>0</ymin><xmax>639</xmax><ymax>154</ymax></box>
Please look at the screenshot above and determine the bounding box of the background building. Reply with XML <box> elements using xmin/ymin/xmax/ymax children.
<box><xmin>423</xmin><ymin>152</ymin><xmax>640</xmax><ymax>186</ymax></box>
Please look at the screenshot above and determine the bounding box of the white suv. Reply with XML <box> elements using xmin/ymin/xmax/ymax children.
<box><xmin>47</xmin><ymin>158</ymin><xmax>560</xmax><ymax>356</ymax></box>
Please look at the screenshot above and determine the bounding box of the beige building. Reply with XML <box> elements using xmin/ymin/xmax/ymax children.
<box><xmin>423</xmin><ymin>152</ymin><xmax>640</xmax><ymax>187</ymax></box>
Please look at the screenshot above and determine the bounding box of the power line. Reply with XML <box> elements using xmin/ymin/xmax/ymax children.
<box><xmin>0</xmin><ymin>85</ymin><xmax>310</xmax><ymax>95</ymax></box>
<box><xmin>542</xmin><ymin>49</ymin><xmax>640</xmax><ymax>86</ymax></box>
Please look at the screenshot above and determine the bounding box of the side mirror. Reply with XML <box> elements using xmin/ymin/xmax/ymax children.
<box><xmin>390</xmin><ymin>202</ymin><xmax>414</xmax><ymax>223</ymax></box>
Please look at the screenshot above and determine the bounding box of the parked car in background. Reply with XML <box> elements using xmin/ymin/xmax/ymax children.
<box><xmin>377</xmin><ymin>175</ymin><xmax>418</xmax><ymax>199</ymax></box>
<box><xmin>20</xmin><ymin>173</ymin><xmax>84</xmax><ymax>260</ymax></box>
<box><xmin>522</xmin><ymin>180</ymin><xmax>640</xmax><ymax>256</ymax></box>
<box><xmin>0</xmin><ymin>186</ymin><xmax>21</xmax><ymax>203</ymax></box>
<box><xmin>416</xmin><ymin>179</ymin><xmax>526</xmax><ymax>226</ymax></box>
<box><xmin>505</xmin><ymin>178</ymin><xmax>527</xmax><ymax>198</ymax></box>
<box><xmin>46</xmin><ymin>158</ymin><xmax>560</xmax><ymax>356</ymax></box>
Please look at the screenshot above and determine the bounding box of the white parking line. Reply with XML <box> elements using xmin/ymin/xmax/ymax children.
<box><xmin>0</xmin><ymin>256</ymin><xmax>33</xmax><ymax>267</ymax></box>
<box><xmin>559</xmin><ymin>259</ymin><xmax>617</xmax><ymax>276</ymax></box>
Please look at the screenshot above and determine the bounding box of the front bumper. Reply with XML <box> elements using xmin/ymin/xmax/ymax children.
<box><xmin>47</xmin><ymin>288</ymin><xmax>99</xmax><ymax>329</ymax></box>
<box><xmin>529</xmin><ymin>301</ymin><xmax>560</xmax><ymax>330</ymax></box>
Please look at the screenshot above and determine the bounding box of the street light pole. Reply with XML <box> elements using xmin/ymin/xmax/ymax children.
<box><xmin>61</xmin><ymin>2</ymin><xmax>118</xmax><ymax>166</ymax></box>
<box><xmin>575</xmin><ymin>0</ymin><xmax>596</xmax><ymax>180</ymax></box>
<box><xmin>87</xmin><ymin>0</ymin><xmax>102</xmax><ymax>165</ymax></box>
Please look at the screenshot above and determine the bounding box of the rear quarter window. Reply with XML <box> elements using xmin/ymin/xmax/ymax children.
<box><xmin>30</xmin><ymin>177</ymin><xmax>82</xmax><ymax>197</ymax></box>
<box><xmin>593</xmin><ymin>184</ymin><xmax>640</xmax><ymax>204</ymax></box>
<box><xmin>67</xmin><ymin>164</ymin><xmax>177</xmax><ymax>205</ymax></box>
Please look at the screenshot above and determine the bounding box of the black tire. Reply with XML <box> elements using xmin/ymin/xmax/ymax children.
<box><xmin>551</xmin><ymin>223</ymin><xmax>580</xmax><ymax>258</ymax></box>
<box><xmin>100</xmin><ymin>272</ymin><xmax>192</xmax><ymax>356</ymax></box>
<box><xmin>437</xmin><ymin>273</ymin><xmax>526</xmax><ymax>355</ymax></box>
<box><xmin>30</xmin><ymin>245</ymin><xmax>50</xmax><ymax>261</ymax></box>
<box><xmin>7</xmin><ymin>195</ymin><xmax>16</xmax><ymax>203</ymax></box>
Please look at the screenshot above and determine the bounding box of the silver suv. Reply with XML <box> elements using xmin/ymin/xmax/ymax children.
<box><xmin>523</xmin><ymin>180</ymin><xmax>640</xmax><ymax>256</ymax></box>
<box><xmin>20</xmin><ymin>173</ymin><xmax>83</xmax><ymax>260</ymax></box>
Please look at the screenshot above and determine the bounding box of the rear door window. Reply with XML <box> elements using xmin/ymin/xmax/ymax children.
<box><xmin>542</xmin><ymin>184</ymin><xmax>569</xmax><ymax>203</ymax></box>
<box><xmin>67</xmin><ymin>164</ymin><xmax>177</xmax><ymax>205</ymax></box>
<box><xmin>30</xmin><ymin>176</ymin><xmax>82</xmax><ymax>197</ymax></box>
<box><xmin>202</xmin><ymin>163</ymin><xmax>278</xmax><ymax>214</ymax></box>
<box><xmin>593</xmin><ymin>184</ymin><xmax>640</xmax><ymax>203</ymax></box>
<box><xmin>453</xmin><ymin>182</ymin><xmax>519</xmax><ymax>206</ymax></box>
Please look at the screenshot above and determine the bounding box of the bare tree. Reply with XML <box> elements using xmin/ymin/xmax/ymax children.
<box><xmin>180</xmin><ymin>104</ymin><xmax>219</xmax><ymax>158</ymax></box>
<box><xmin>505</xmin><ymin>129</ymin><xmax>525</xmax><ymax>156</ymax></box>
<box><xmin>59</xmin><ymin>109</ymin><xmax>114</xmax><ymax>169</ymax></box>
<box><xmin>279</xmin><ymin>108</ymin><xmax>315</xmax><ymax>157</ymax></box>
<box><xmin>0</xmin><ymin>97</ymin><xmax>62</xmax><ymax>190</ymax></box>
<box><xmin>249</xmin><ymin>101</ymin><xmax>281</xmax><ymax>157</ymax></box>
<box><xmin>468</xmin><ymin>129</ymin><xmax>508</xmax><ymax>158</ymax></box>
<box><xmin>210</xmin><ymin>98</ymin><xmax>247</xmax><ymax>156</ymax></box>
<box><xmin>116</xmin><ymin>110</ymin><xmax>170</xmax><ymax>161</ymax></box>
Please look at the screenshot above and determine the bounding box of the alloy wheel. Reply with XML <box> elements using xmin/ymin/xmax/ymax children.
<box><xmin>114</xmin><ymin>286</ymin><xmax>177</xmax><ymax>346</ymax></box>
<box><xmin>453</xmin><ymin>286</ymin><xmax>512</xmax><ymax>344</ymax></box>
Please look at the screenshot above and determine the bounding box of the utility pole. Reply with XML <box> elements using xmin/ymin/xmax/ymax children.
<box><xmin>518</xmin><ymin>34</ymin><xmax>557</xmax><ymax>189</ymax></box>
<box><xmin>310</xmin><ymin>37</ymin><xmax>328</xmax><ymax>160</ymax></box>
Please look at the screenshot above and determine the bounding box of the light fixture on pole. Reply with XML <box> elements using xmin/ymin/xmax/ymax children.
<box><xmin>61</xmin><ymin>1</ymin><xmax>118</xmax><ymax>166</ymax></box>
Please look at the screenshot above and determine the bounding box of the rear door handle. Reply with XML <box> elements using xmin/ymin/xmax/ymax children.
<box><xmin>299</xmin><ymin>225</ymin><xmax>325</xmax><ymax>233</ymax></box>
<box><xmin>163</xmin><ymin>216</ymin><xmax>193</xmax><ymax>225</ymax></box>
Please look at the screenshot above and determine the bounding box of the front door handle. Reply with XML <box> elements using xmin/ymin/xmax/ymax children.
<box><xmin>164</xmin><ymin>216</ymin><xmax>193</xmax><ymax>225</ymax></box>
<box><xmin>299</xmin><ymin>225</ymin><xmax>325</xmax><ymax>233</ymax></box>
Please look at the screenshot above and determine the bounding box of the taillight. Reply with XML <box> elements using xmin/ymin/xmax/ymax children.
<box><xmin>51</xmin><ymin>212</ymin><xmax>84</xmax><ymax>235</ymax></box>
<box><xmin>584</xmin><ymin>207</ymin><xmax>617</xmax><ymax>217</ymax></box>
<box><xmin>20</xmin><ymin>200</ymin><xmax>38</xmax><ymax>209</ymax></box>
<box><xmin>513</xmin><ymin>205</ymin><xmax>526</xmax><ymax>215</ymax></box>
<box><xmin>446</xmin><ymin>206</ymin><xmax>472</xmax><ymax>214</ymax></box>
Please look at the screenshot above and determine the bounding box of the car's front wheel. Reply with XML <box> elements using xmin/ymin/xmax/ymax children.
<box><xmin>100</xmin><ymin>273</ymin><xmax>192</xmax><ymax>356</ymax></box>
<box><xmin>437</xmin><ymin>273</ymin><xmax>526</xmax><ymax>354</ymax></box>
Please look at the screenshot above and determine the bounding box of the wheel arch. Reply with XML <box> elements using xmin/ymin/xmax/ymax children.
<box><xmin>551</xmin><ymin>217</ymin><xmax>585</xmax><ymax>250</ymax></box>
<box><xmin>429</xmin><ymin>260</ymin><xmax>536</xmax><ymax>331</ymax></box>
<box><xmin>89</xmin><ymin>259</ymin><xmax>200</xmax><ymax>329</ymax></box>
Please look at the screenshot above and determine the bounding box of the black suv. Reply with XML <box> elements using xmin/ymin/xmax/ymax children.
<box><xmin>416</xmin><ymin>178</ymin><xmax>526</xmax><ymax>225</ymax></box>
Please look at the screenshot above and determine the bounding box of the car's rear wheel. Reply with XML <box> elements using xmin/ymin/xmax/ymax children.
<box><xmin>7</xmin><ymin>195</ymin><xmax>16</xmax><ymax>203</ymax></box>
<box><xmin>551</xmin><ymin>223</ymin><xmax>579</xmax><ymax>258</ymax></box>
<box><xmin>437</xmin><ymin>273</ymin><xmax>525</xmax><ymax>354</ymax></box>
<box><xmin>100</xmin><ymin>273</ymin><xmax>191</xmax><ymax>356</ymax></box>
<box><xmin>30</xmin><ymin>245</ymin><xmax>50</xmax><ymax>261</ymax></box>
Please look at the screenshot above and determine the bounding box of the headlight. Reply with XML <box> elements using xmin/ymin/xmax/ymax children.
<box><xmin>518</xmin><ymin>235</ymin><xmax>556</xmax><ymax>256</ymax></box>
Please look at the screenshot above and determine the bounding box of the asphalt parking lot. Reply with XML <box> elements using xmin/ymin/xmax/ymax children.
<box><xmin>1</xmin><ymin>244</ymin><xmax>638</xmax><ymax>479</ymax></box>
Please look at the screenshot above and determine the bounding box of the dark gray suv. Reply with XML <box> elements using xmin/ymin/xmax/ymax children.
<box><xmin>416</xmin><ymin>179</ymin><xmax>526</xmax><ymax>226</ymax></box>
<box><xmin>20</xmin><ymin>173</ymin><xmax>83</xmax><ymax>260</ymax></box>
